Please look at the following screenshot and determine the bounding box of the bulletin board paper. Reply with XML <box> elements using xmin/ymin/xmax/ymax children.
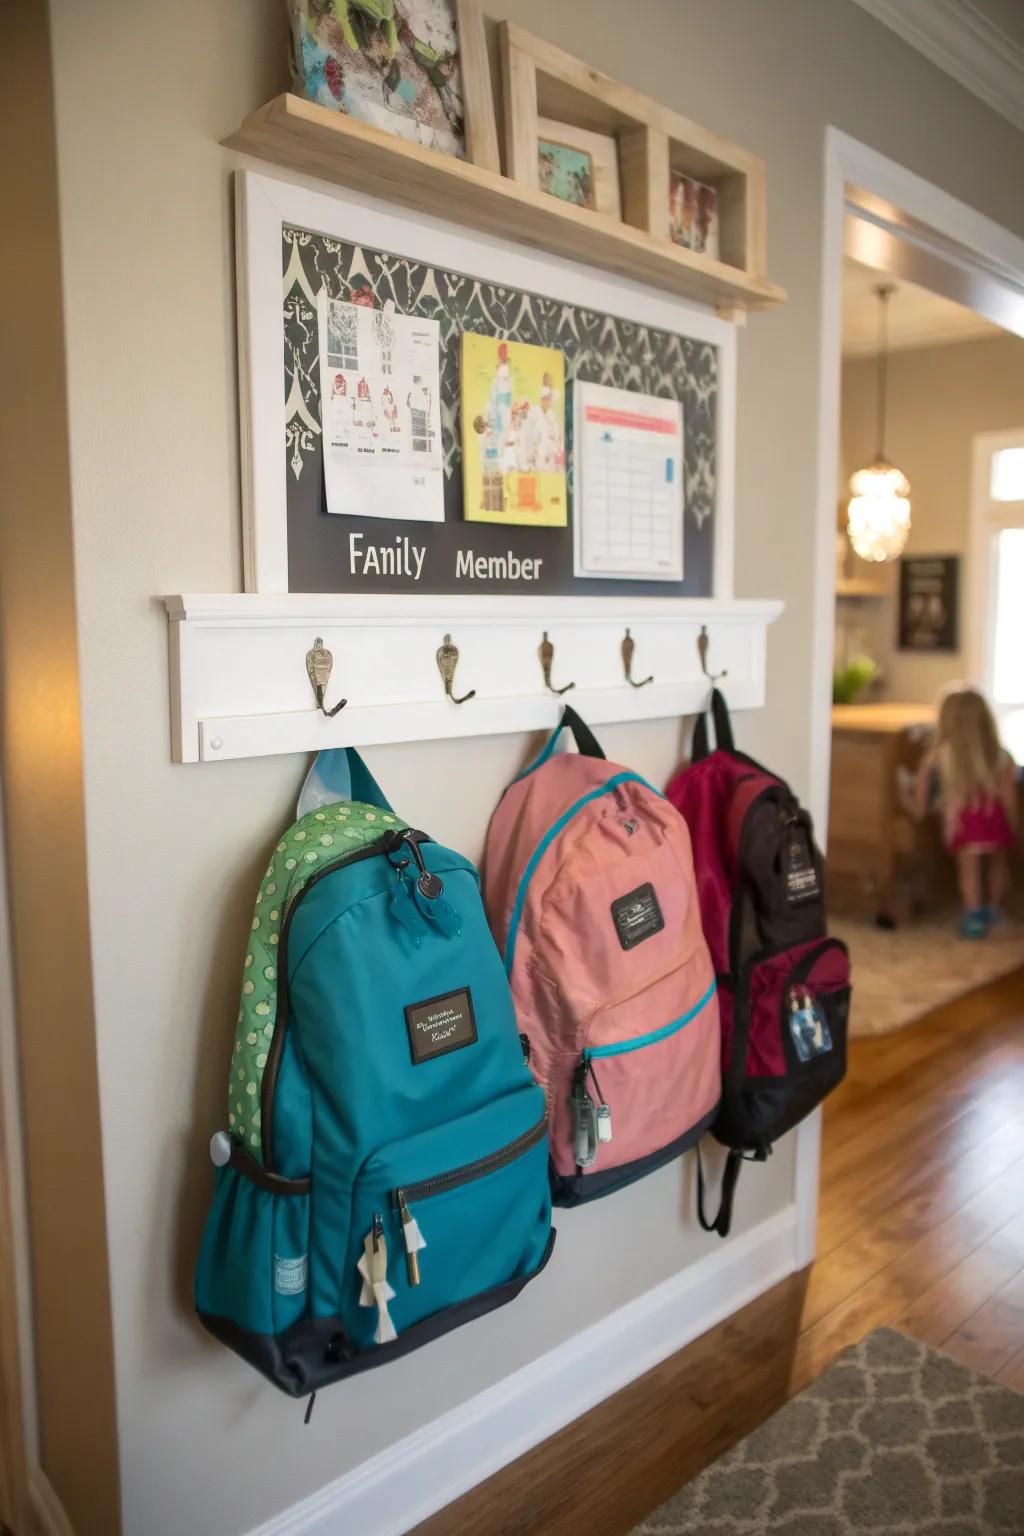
<box><xmin>574</xmin><ymin>383</ymin><xmax>684</xmax><ymax>581</ymax></box>
<box><xmin>460</xmin><ymin>334</ymin><xmax>568</xmax><ymax>527</ymax></box>
<box><xmin>317</xmin><ymin>293</ymin><xmax>444</xmax><ymax>523</ymax></box>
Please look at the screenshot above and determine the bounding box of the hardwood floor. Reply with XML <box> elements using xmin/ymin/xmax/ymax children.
<box><xmin>411</xmin><ymin>965</ymin><xmax>1024</xmax><ymax>1536</ymax></box>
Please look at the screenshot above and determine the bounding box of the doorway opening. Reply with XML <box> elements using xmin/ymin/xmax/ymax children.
<box><xmin>816</xmin><ymin>146</ymin><xmax>1024</xmax><ymax>1044</ymax></box>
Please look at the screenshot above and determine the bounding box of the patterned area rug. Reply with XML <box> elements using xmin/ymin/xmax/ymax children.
<box><xmin>832</xmin><ymin>916</ymin><xmax>1024</xmax><ymax>1038</ymax></box>
<box><xmin>631</xmin><ymin>1329</ymin><xmax>1024</xmax><ymax>1534</ymax></box>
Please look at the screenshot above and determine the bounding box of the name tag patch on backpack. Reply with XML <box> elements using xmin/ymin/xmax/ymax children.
<box><xmin>785</xmin><ymin>834</ymin><xmax>820</xmax><ymax>905</ymax></box>
<box><xmin>405</xmin><ymin>987</ymin><xmax>478</xmax><ymax>1065</ymax></box>
<box><xmin>610</xmin><ymin>883</ymin><xmax>665</xmax><ymax>951</ymax></box>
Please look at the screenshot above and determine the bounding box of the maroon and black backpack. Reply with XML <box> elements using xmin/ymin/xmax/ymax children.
<box><xmin>666</xmin><ymin>690</ymin><xmax>850</xmax><ymax>1237</ymax></box>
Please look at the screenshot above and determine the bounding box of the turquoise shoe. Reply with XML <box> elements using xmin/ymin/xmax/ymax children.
<box><xmin>960</xmin><ymin>909</ymin><xmax>989</xmax><ymax>939</ymax></box>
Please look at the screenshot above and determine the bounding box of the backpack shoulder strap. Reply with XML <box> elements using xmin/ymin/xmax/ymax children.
<box><xmin>696</xmin><ymin>1143</ymin><xmax>772</xmax><ymax>1238</ymax></box>
<box><xmin>298</xmin><ymin>747</ymin><xmax>392</xmax><ymax>817</ymax></box>
<box><xmin>517</xmin><ymin>704</ymin><xmax>607</xmax><ymax>780</ymax></box>
<box><xmin>695</xmin><ymin>1145</ymin><xmax>743</xmax><ymax>1238</ymax></box>
<box><xmin>692</xmin><ymin>688</ymin><xmax>736</xmax><ymax>762</ymax></box>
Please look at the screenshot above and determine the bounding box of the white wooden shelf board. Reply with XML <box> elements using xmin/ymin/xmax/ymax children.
<box><xmin>164</xmin><ymin>594</ymin><xmax>784</xmax><ymax>763</ymax></box>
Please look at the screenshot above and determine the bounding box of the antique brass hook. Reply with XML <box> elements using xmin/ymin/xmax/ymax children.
<box><xmin>621</xmin><ymin>628</ymin><xmax>653</xmax><ymax>689</ymax></box>
<box><xmin>539</xmin><ymin>631</ymin><xmax>575</xmax><ymax>696</ymax></box>
<box><xmin>436</xmin><ymin>632</ymin><xmax>476</xmax><ymax>704</ymax></box>
<box><xmin>305</xmin><ymin>637</ymin><xmax>347</xmax><ymax>717</ymax></box>
<box><xmin>697</xmin><ymin>624</ymin><xmax>728</xmax><ymax>685</ymax></box>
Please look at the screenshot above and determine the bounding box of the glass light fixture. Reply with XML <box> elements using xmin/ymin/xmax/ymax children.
<box><xmin>847</xmin><ymin>283</ymin><xmax>911</xmax><ymax>563</ymax></box>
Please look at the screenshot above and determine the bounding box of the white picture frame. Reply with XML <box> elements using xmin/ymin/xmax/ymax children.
<box><xmin>235</xmin><ymin>167</ymin><xmax>737</xmax><ymax>600</ymax></box>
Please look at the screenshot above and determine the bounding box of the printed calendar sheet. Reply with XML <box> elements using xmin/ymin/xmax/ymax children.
<box><xmin>573</xmin><ymin>382</ymin><xmax>684</xmax><ymax>581</ymax></box>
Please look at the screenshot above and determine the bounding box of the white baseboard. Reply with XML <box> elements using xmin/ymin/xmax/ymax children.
<box><xmin>247</xmin><ymin>1205</ymin><xmax>800</xmax><ymax>1536</ymax></box>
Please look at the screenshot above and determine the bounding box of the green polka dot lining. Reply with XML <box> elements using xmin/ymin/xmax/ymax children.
<box><xmin>228</xmin><ymin>800</ymin><xmax>406</xmax><ymax>1160</ymax></box>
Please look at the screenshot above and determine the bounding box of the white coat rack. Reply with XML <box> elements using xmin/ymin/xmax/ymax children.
<box><xmin>163</xmin><ymin>593</ymin><xmax>783</xmax><ymax>763</ymax></box>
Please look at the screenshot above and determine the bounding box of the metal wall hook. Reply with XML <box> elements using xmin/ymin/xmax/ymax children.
<box><xmin>539</xmin><ymin>631</ymin><xmax>575</xmax><ymax>696</ymax></box>
<box><xmin>305</xmin><ymin>637</ymin><xmax>347</xmax><ymax>718</ymax></box>
<box><xmin>621</xmin><ymin>628</ymin><xmax>653</xmax><ymax>689</ymax></box>
<box><xmin>436</xmin><ymin>633</ymin><xmax>476</xmax><ymax>704</ymax></box>
<box><xmin>697</xmin><ymin>624</ymin><xmax>728</xmax><ymax>685</ymax></box>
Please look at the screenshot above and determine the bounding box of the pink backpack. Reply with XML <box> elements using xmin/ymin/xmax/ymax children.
<box><xmin>485</xmin><ymin>709</ymin><xmax>721</xmax><ymax>1205</ymax></box>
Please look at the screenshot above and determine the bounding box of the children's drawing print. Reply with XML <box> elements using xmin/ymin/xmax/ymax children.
<box><xmin>287</xmin><ymin>0</ymin><xmax>468</xmax><ymax>159</ymax></box>
<box><xmin>317</xmin><ymin>292</ymin><xmax>444</xmax><ymax>521</ymax></box>
<box><xmin>460</xmin><ymin>334</ymin><xmax>568</xmax><ymax>527</ymax></box>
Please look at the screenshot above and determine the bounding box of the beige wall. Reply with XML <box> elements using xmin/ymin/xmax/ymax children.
<box><xmin>43</xmin><ymin>0</ymin><xmax>1024</xmax><ymax>1532</ymax></box>
<box><xmin>840</xmin><ymin>333</ymin><xmax>1024</xmax><ymax>702</ymax></box>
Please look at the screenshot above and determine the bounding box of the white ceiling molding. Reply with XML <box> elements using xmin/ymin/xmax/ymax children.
<box><xmin>849</xmin><ymin>0</ymin><xmax>1024</xmax><ymax>133</ymax></box>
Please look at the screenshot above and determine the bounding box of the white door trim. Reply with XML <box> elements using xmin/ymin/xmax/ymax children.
<box><xmin>803</xmin><ymin>126</ymin><xmax>1024</xmax><ymax>1268</ymax></box>
<box><xmin>967</xmin><ymin>426</ymin><xmax>1024</xmax><ymax>704</ymax></box>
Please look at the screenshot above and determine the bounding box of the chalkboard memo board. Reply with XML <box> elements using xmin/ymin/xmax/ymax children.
<box><xmin>238</xmin><ymin>171</ymin><xmax>736</xmax><ymax>601</ymax></box>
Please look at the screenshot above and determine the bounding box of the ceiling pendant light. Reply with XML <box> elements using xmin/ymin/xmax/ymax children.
<box><xmin>847</xmin><ymin>283</ymin><xmax>911</xmax><ymax>563</ymax></box>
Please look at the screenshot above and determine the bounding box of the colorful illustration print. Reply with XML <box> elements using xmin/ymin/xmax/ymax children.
<box><xmin>538</xmin><ymin>138</ymin><xmax>595</xmax><ymax>209</ymax></box>
<box><xmin>460</xmin><ymin>334</ymin><xmax>568</xmax><ymax>526</ymax></box>
<box><xmin>228</xmin><ymin>800</ymin><xmax>406</xmax><ymax>1160</ymax></box>
<box><xmin>287</xmin><ymin>0</ymin><xmax>467</xmax><ymax>158</ymax></box>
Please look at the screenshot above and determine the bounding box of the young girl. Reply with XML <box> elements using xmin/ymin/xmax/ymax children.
<box><xmin>915</xmin><ymin>685</ymin><xmax>1018</xmax><ymax>938</ymax></box>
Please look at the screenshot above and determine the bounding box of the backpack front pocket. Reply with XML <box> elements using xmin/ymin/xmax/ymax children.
<box><xmin>343</xmin><ymin>1083</ymin><xmax>550</xmax><ymax>1349</ymax></box>
<box><xmin>548</xmin><ymin>952</ymin><xmax>720</xmax><ymax>1183</ymax></box>
<box><xmin>723</xmin><ymin>937</ymin><xmax>850</xmax><ymax>1147</ymax></box>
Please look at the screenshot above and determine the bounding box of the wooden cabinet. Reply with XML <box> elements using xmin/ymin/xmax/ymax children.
<box><xmin>827</xmin><ymin>703</ymin><xmax>945</xmax><ymax>924</ymax></box>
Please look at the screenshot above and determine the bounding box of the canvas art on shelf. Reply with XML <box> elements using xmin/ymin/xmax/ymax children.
<box><xmin>460</xmin><ymin>334</ymin><xmax>568</xmax><ymax>528</ymax></box>
<box><xmin>669</xmin><ymin>170</ymin><xmax>720</xmax><ymax>259</ymax></box>
<box><xmin>287</xmin><ymin>0</ymin><xmax>469</xmax><ymax>158</ymax></box>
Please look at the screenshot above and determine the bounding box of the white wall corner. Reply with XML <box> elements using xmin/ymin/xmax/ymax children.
<box><xmin>245</xmin><ymin>1206</ymin><xmax>800</xmax><ymax>1536</ymax></box>
<box><xmin>849</xmin><ymin>0</ymin><xmax>1024</xmax><ymax>133</ymax></box>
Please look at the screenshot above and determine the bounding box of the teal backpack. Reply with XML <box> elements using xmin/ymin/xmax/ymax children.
<box><xmin>195</xmin><ymin>749</ymin><xmax>554</xmax><ymax>1399</ymax></box>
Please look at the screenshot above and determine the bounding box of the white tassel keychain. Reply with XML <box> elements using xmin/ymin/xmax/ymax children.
<box><xmin>357</xmin><ymin>1217</ymin><xmax>397</xmax><ymax>1344</ymax></box>
<box><xmin>397</xmin><ymin>1192</ymin><xmax>427</xmax><ymax>1286</ymax></box>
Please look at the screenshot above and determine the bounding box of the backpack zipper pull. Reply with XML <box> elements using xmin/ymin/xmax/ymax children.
<box><xmin>357</xmin><ymin>1214</ymin><xmax>398</xmax><ymax>1344</ymax></box>
<box><xmin>586</xmin><ymin>1057</ymin><xmax>613</xmax><ymax>1144</ymax></box>
<box><xmin>402</xmin><ymin>831</ymin><xmax>444</xmax><ymax>900</ymax></box>
<box><xmin>571</xmin><ymin>1060</ymin><xmax>598</xmax><ymax>1169</ymax></box>
<box><xmin>396</xmin><ymin>1190</ymin><xmax>426</xmax><ymax>1286</ymax></box>
<box><xmin>389</xmin><ymin>866</ymin><xmax>428</xmax><ymax>943</ymax></box>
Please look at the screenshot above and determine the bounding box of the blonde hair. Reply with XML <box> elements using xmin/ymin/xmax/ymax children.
<box><xmin>933</xmin><ymin>685</ymin><xmax>1004</xmax><ymax>809</ymax></box>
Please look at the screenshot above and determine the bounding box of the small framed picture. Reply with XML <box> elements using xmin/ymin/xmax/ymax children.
<box><xmin>669</xmin><ymin>170</ymin><xmax>719</xmax><ymax>259</ymax></box>
<box><xmin>536</xmin><ymin>118</ymin><xmax>622</xmax><ymax>219</ymax></box>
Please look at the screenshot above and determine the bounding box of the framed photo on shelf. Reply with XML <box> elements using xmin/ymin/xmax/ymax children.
<box><xmin>669</xmin><ymin>170</ymin><xmax>720</xmax><ymax>259</ymax></box>
<box><xmin>536</xmin><ymin>118</ymin><xmax>622</xmax><ymax>218</ymax></box>
<box><xmin>285</xmin><ymin>0</ymin><xmax>499</xmax><ymax>171</ymax></box>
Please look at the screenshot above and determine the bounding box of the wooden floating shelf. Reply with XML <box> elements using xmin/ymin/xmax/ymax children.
<box><xmin>225</xmin><ymin>94</ymin><xmax>786</xmax><ymax>318</ymax></box>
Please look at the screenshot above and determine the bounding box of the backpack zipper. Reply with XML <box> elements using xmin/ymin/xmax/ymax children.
<box><xmin>390</xmin><ymin>1113</ymin><xmax>548</xmax><ymax>1286</ymax></box>
<box><xmin>391</xmin><ymin>1114</ymin><xmax>547</xmax><ymax>1208</ymax></box>
<box><xmin>260</xmin><ymin>829</ymin><xmax>433</xmax><ymax>1167</ymax></box>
